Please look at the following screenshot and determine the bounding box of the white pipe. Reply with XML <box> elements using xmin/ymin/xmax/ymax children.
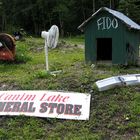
<box><xmin>41</xmin><ymin>31</ymin><xmax>49</xmax><ymax>71</ymax></box>
<box><xmin>45</xmin><ymin>39</ymin><xmax>49</xmax><ymax>71</ymax></box>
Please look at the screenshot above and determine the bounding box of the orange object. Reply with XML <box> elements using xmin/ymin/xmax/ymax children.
<box><xmin>0</xmin><ymin>33</ymin><xmax>15</xmax><ymax>61</ymax></box>
<box><xmin>0</xmin><ymin>49</ymin><xmax>14</xmax><ymax>60</ymax></box>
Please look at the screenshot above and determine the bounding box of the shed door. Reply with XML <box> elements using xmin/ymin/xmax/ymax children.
<box><xmin>97</xmin><ymin>38</ymin><xmax>112</xmax><ymax>61</ymax></box>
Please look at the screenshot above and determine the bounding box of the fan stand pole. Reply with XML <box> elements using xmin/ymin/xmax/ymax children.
<box><xmin>45</xmin><ymin>40</ymin><xmax>49</xmax><ymax>71</ymax></box>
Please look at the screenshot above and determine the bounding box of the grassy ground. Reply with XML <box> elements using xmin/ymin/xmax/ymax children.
<box><xmin>0</xmin><ymin>37</ymin><xmax>140</xmax><ymax>139</ymax></box>
<box><xmin>60</xmin><ymin>35</ymin><xmax>85</xmax><ymax>45</ymax></box>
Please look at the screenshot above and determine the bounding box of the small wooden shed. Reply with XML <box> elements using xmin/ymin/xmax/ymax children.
<box><xmin>78</xmin><ymin>7</ymin><xmax>140</xmax><ymax>65</ymax></box>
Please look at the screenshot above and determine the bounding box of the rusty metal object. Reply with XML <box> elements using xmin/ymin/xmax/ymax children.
<box><xmin>0</xmin><ymin>33</ymin><xmax>16</xmax><ymax>61</ymax></box>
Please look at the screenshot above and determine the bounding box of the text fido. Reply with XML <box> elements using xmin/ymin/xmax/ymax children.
<box><xmin>97</xmin><ymin>17</ymin><xmax>118</xmax><ymax>30</ymax></box>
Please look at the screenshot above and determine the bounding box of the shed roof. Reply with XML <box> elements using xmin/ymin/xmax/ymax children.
<box><xmin>78</xmin><ymin>7</ymin><xmax>140</xmax><ymax>31</ymax></box>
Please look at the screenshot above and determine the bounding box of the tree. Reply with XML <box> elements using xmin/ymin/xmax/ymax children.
<box><xmin>119</xmin><ymin>0</ymin><xmax>140</xmax><ymax>24</ymax></box>
<box><xmin>52</xmin><ymin>0</ymin><xmax>76</xmax><ymax>36</ymax></box>
<box><xmin>110</xmin><ymin>0</ymin><xmax>120</xmax><ymax>9</ymax></box>
<box><xmin>0</xmin><ymin>0</ymin><xmax>139</xmax><ymax>36</ymax></box>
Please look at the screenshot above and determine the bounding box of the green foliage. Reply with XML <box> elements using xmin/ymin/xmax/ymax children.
<box><xmin>0</xmin><ymin>116</ymin><xmax>45</xmax><ymax>140</ymax></box>
<box><xmin>0</xmin><ymin>0</ymin><xmax>123</xmax><ymax>35</ymax></box>
<box><xmin>118</xmin><ymin>0</ymin><xmax>140</xmax><ymax>24</ymax></box>
<box><xmin>34</xmin><ymin>70</ymin><xmax>51</xmax><ymax>79</ymax></box>
<box><xmin>15</xmin><ymin>41</ymin><xmax>32</xmax><ymax>63</ymax></box>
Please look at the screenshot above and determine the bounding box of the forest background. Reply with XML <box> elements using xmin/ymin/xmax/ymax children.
<box><xmin>0</xmin><ymin>0</ymin><xmax>140</xmax><ymax>36</ymax></box>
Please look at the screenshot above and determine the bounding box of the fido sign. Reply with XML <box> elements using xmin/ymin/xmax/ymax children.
<box><xmin>97</xmin><ymin>16</ymin><xmax>118</xmax><ymax>30</ymax></box>
<box><xmin>0</xmin><ymin>90</ymin><xmax>91</xmax><ymax>120</ymax></box>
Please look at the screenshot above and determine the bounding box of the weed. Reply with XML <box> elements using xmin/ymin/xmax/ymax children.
<box><xmin>34</xmin><ymin>70</ymin><xmax>51</xmax><ymax>79</ymax></box>
<box><xmin>15</xmin><ymin>41</ymin><xmax>32</xmax><ymax>63</ymax></box>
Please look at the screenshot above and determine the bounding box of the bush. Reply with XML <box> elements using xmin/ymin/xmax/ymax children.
<box><xmin>15</xmin><ymin>42</ymin><xmax>32</xmax><ymax>63</ymax></box>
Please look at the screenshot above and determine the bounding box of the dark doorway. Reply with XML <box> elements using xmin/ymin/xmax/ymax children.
<box><xmin>97</xmin><ymin>38</ymin><xmax>112</xmax><ymax>60</ymax></box>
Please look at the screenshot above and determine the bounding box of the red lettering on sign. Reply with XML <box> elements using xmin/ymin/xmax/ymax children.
<box><xmin>40</xmin><ymin>93</ymin><xmax>69</xmax><ymax>102</ymax></box>
<box><xmin>0</xmin><ymin>93</ymin><xmax>36</xmax><ymax>101</ymax></box>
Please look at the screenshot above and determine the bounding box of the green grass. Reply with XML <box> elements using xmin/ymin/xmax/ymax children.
<box><xmin>61</xmin><ymin>35</ymin><xmax>84</xmax><ymax>45</ymax></box>
<box><xmin>0</xmin><ymin>36</ymin><xmax>140</xmax><ymax>139</ymax></box>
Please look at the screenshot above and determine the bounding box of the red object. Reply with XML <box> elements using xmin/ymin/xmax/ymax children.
<box><xmin>0</xmin><ymin>33</ymin><xmax>15</xmax><ymax>61</ymax></box>
<box><xmin>0</xmin><ymin>49</ymin><xmax>14</xmax><ymax>60</ymax></box>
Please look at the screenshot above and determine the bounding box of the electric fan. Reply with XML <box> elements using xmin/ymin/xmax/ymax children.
<box><xmin>41</xmin><ymin>25</ymin><xmax>59</xmax><ymax>71</ymax></box>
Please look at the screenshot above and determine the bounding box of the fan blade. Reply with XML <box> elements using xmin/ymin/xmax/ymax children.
<box><xmin>49</xmin><ymin>25</ymin><xmax>59</xmax><ymax>49</ymax></box>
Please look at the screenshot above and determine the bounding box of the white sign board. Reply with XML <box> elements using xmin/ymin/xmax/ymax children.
<box><xmin>0</xmin><ymin>90</ymin><xmax>91</xmax><ymax>120</ymax></box>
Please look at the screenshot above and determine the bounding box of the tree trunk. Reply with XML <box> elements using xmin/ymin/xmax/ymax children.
<box><xmin>48</xmin><ymin>14</ymin><xmax>52</xmax><ymax>27</ymax></box>
<box><xmin>2</xmin><ymin>13</ymin><xmax>6</xmax><ymax>31</ymax></box>
<box><xmin>59</xmin><ymin>13</ymin><xmax>64</xmax><ymax>37</ymax></box>
<box><xmin>93</xmin><ymin>0</ymin><xmax>96</xmax><ymax>13</ymax></box>
<box><xmin>110</xmin><ymin>0</ymin><xmax>115</xmax><ymax>9</ymax></box>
